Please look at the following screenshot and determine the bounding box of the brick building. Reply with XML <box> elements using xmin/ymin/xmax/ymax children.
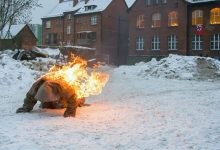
<box><xmin>42</xmin><ymin>0</ymin><xmax>129</xmax><ymax>65</ymax></box>
<box><xmin>0</xmin><ymin>24</ymin><xmax>37</xmax><ymax>50</ymax></box>
<box><xmin>128</xmin><ymin>0</ymin><xmax>220</xmax><ymax>64</ymax></box>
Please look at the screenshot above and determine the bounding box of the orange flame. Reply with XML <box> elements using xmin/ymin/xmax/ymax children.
<box><xmin>41</xmin><ymin>55</ymin><xmax>109</xmax><ymax>99</ymax></box>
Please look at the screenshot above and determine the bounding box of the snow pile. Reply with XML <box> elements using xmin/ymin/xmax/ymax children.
<box><xmin>35</xmin><ymin>47</ymin><xmax>60</xmax><ymax>58</ymax></box>
<box><xmin>116</xmin><ymin>55</ymin><xmax>220</xmax><ymax>81</ymax></box>
<box><xmin>22</xmin><ymin>57</ymin><xmax>56</xmax><ymax>72</ymax></box>
<box><xmin>136</xmin><ymin>55</ymin><xmax>220</xmax><ymax>80</ymax></box>
<box><xmin>0</xmin><ymin>54</ymin><xmax>38</xmax><ymax>87</ymax></box>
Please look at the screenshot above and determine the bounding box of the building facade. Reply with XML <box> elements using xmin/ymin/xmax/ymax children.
<box><xmin>187</xmin><ymin>1</ymin><xmax>220</xmax><ymax>59</ymax></box>
<box><xmin>42</xmin><ymin>0</ymin><xmax>129</xmax><ymax>65</ymax></box>
<box><xmin>128</xmin><ymin>0</ymin><xmax>220</xmax><ymax>64</ymax></box>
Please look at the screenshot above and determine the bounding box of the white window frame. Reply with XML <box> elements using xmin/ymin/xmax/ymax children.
<box><xmin>168</xmin><ymin>35</ymin><xmax>178</xmax><ymax>50</ymax></box>
<box><xmin>192</xmin><ymin>35</ymin><xmax>203</xmax><ymax>50</ymax></box>
<box><xmin>210</xmin><ymin>8</ymin><xmax>220</xmax><ymax>24</ymax></box>
<box><xmin>46</xmin><ymin>20</ymin><xmax>51</xmax><ymax>29</ymax></box>
<box><xmin>67</xmin><ymin>14</ymin><xmax>71</xmax><ymax>20</ymax></box>
<box><xmin>162</xmin><ymin>0</ymin><xmax>167</xmax><ymax>4</ymax></box>
<box><xmin>192</xmin><ymin>10</ymin><xmax>203</xmax><ymax>25</ymax></box>
<box><xmin>168</xmin><ymin>11</ymin><xmax>178</xmax><ymax>27</ymax></box>
<box><xmin>136</xmin><ymin>36</ymin><xmax>144</xmax><ymax>51</ymax></box>
<box><xmin>152</xmin><ymin>13</ymin><xmax>161</xmax><ymax>28</ymax></box>
<box><xmin>145</xmin><ymin>0</ymin><xmax>151</xmax><ymax>5</ymax></box>
<box><xmin>210</xmin><ymin>34</ymin><xmax>220</xmax><ymax>50</ymax></box>
<box><xmin>91</xmin><ymin>16</ymin><xmax>97</xmax><ymax>25</ymax></box>
<box><xmin>136</xmin><ymin>14</ymin><xmax>144</xmax><ymax>28</ymax></box>
<box><xmin>152</xmin><ymin>35</ymin><xmax>160</xmax><ymax>50</ymax></box>
<box><xmin>67</xmin><ymin>25</ymin><xmax>71</xmax><ymax>35</ymax></box>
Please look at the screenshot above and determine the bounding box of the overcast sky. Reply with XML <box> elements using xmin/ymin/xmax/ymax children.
<box><xmin>30</xmin><ymin>0</ymin><xmax>58</xmax><ymax>24</ymax></box>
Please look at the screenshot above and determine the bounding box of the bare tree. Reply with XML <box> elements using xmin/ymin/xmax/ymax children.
<box><xmin>0</xmin><ymin>0</ymin><xmax>41</xmax><ymax>38</ymax></box>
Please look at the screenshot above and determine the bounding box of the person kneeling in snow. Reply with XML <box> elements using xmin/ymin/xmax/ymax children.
<box><xmin>16</xmin><ymin>78</ymin><xmax>85</xmax><ymax>117</ymax></box>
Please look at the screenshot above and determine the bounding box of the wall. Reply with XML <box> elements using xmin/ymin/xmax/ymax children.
<box><xmin>101</xmin><ymin>0</ymin><xmax>129</xmax><ymax>65</ymax></box>
<box><xmin>128</xmin><ymin>0</ymin><xmax>188</xmax><ymax>62</ymax></box>
<box><xmin>188</xmin><ymin>2</ymin><xmax>220</xmax><ymax>59</ymax></box>
<box><xmin>42</xmin><ymin>17</ymin><xmax>64</xmax><ymax>46</ymax></box>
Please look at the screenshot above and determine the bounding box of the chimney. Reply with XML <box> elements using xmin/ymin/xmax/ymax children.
<box><xmin>73</xmin><ymin>0</ymin><xmax>78</xmax><ymax>6</ymax></box>
<box><xmin>59</xmin><ymin>0</ymin><xmax>64</xmax><ymax>3</ymax></box>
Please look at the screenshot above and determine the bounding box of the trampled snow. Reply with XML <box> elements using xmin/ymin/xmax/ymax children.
<box><xmin>0</xmin><ymin>51</ymin><xmax>220</xmax><ymax>150</ymax></box>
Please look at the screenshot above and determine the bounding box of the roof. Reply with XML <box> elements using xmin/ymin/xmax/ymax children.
<box><xmin>75</xmin><ymin>0</ymin><xmax>112</xmax><ymax>15</ymax></box>
<box><xmin>125</xmin><ymin>0</ymin><xmax>136</xmax><ymax>8</ymax></box>
<box><xmin>42</xmin><ymin>0</ymin><xmax>85</xmax><ymax>18</ymax></box>
<box><xmin>185</xmin><ymin>0</ymin><xmax>217</xmax><ymax>3</ymax></box>
<box><xmin>43</xmin><ymin>0</ymin><xmax>138</xmax><ymax>18</ymax></box>
<box><xmin>0</xmin><ymin>24</ymin><xmax>26</xmax><ymax>39</ymax></box>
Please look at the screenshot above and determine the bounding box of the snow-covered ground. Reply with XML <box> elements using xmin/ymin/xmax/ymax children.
<box><xmin>0</xmin><ymin>52</ymin><xmax>220</xmax><ymax>150</ymax></box>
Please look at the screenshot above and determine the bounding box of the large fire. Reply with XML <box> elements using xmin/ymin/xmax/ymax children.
<box><xmin>40</xmin><ymin>55</ymin><xmax>109</xmax><ymax>99</ymax></box>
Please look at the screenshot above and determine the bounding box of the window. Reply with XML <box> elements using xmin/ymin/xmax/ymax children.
<box><xmin>67</xmin><ymin>40</ymin><xmax>71</xmax><ymax>46</ymax></box>
<box><xmin>168</xmin><ymin>11</ymin><xmax>178</xmax><ymax>27</ymax></box>
<box><xmin>168</xmin><ymin>35</ymin><xmax>178</xmax><ymax>50</ymax></box>
<box><xmin>88</xmin><ymin>32</ymin><xmax>96</xmax><ymax>40</ymax></box>
<box><xmin>152</xmin><ymin>13</ymin><xmax>161</xmax><ymax>28</ymax></box>
<box><xmin>210</xmin><ymin>34</ymin><xmax>220</xmax><ymax>50</ymax></box>
<box><xmin>46</xmin><ymin>20</ymin><xmax>51</xmax><ymax>28</ymax></box>
<box><xmin>145</xmin><ymin>0</ymin><xmax>151</xmax><ymax>5</ymax></box>
<box><xmin>91</xmin><ymin>16</ymin><xmax>97</xmax><ymax>25</ymax></box>
<box><xmin>192</xmin><ymin>35</ymin><xmax>203</xmax><ymax>50</ymax></box>
<box><xmin>46</xmin><ymin>34</ymin><xmax>50</xmax><ymax>44</ymax></box>
<box><xmin>192</xmin><ymin>10</ymin><xmax>203</xmax><ymax>25</ymax></box>
<box><xmin>136</xmin><ymin>15</ymin><xmax>144</xmax><ymax>28</ymax></box>
<box><xmin>162</xmin><ymin>0</ymin><xmax>167</xmax><ymax>4</ymax></box>
<box><xmin>77</xmin><ymin>17</ymin><xmax>83</xmax><ymax>24</ymax></box>
<box><xmin>210</xmin><ymin>8</ymin><xmax>220</xmax><ymax>24</ymax></box>
<box><xmin>146</xmin><ymin>0</ymin><xmax>166</xmax><ymax>5</ymax></box>
<box><xmin>67</xmin><ymin>26</ymin><xmax>71</xmax><ymax>35</ymax></box>
<box><xmin>45</xmin><ymin>33</ymin><xmax>58</xmax><ymax>45</ymax></box>
<box><xmin>136</xmin><ymin>36</ymin><xmax>144</xmax><ymax>50</ymax></box>
<box><xmin>67</xmin><ymin>14</ymin><xmax>71</xmax><ymax>20</ymax></box>
<box><xmin>152</xmin><ymin>35</ymin><xmax>160</xmax><ymax>50</ymax></box>
<box><xmin>85</xmin><ymin>5</ymin><xmax>96</xmax><ymax>11</ymax></box>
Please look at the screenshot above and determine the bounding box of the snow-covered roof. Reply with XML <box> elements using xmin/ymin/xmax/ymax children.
<box><xmin>0</xmin><ymin>24</ymin><xmax>26</xmax><ymax>39</ymax></box>
<box><xmin>42</xmin><ymin>0</ymin><xmax>85</xmax><ymax>18</ymax></box>
<box><xmin>185</xmin><ymin>0</ymin><xmax>217</xmax><ymax>3</ymax></box>
<box><xmin>125</xmin><ymin>0</ymin><xmax>136</xmax><ymax>8</ymax></box>
<box><xmin>75</xmin><ymin>0</ymin><xmax>112</xmax><ymax>15</ymax></box>
<box><xmin>43</xmin><ymin>0</ymin><xmax>137</xmax><ymax>18</ymax></box>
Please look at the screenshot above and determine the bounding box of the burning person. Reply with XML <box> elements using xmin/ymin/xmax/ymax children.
<box><xmin>16</xmin><ymin>78</ymin><xmax>85</xmax><ymax>117</ymax></box>
<box><xmin>16</xmin><ymin>56</ymin><xmax>109</xmax><ymax>117</ymax></box>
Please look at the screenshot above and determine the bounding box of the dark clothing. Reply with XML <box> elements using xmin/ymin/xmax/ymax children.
<box><xmin>16</xmin><ymin>78</ymin><xmax>85</xmax><ymax>117</ymax></box>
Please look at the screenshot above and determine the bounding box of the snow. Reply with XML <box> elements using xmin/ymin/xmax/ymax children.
<box><xmin>43</xmin><ymin>0</ymin><xmax>85</xmax><ymax>18</ymax></box>
<box><xmin>31</xmin><ymin>0</ymin><xmax>58</xmax><ymax>24</ymax></box>
<box><xmin>75</xmin><ymin>0</ymin><xmax>112</xmax><ymax>15</ymax></box>
<box><xmin>35</xmin><ymin>47</ymin><xmax>60</xmax><ymax>57</ymax></box>
<box><xmin>0</xmin><ymin>51</ymin><xmax>220</xmax><ymax>150</ymax></box>
<box><xmin>125</xmin><ymin>0</ymin><xmax>136</xmax><ymax>8</ymax></box>
<box><xmin>185</xmin><ymin>0</ymin><xmax>217</xmax><ymax>3</ymax></box>
<box><xmin>0</xmin><ymin>24</ymin><xmax>26</xmax><ymax>39</ymax></box>
<box><xmin>134</xmin><ymin>54</ymin><xmax>220</xmax><ymax>81</ymax></box>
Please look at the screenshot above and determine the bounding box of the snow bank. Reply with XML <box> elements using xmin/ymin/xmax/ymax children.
<box><xmin>118</xmin><ymin>55</ymin><xmax>220</xmax><ymax>81</ymax></box>
<box><xmin>35</xmin><ymin>47</ymin><xmax>60</xmax><ymax>58</ymax></box>
<box><xmin>0</xmin><ymin>54</ymin><xmax>38</xmax><ymax>87</ymax></box>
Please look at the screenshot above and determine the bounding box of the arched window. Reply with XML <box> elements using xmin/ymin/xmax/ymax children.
<box><xmin>152</xmin><ymin>13</ymin><xmax>161</xmax><ymax>28</ymax></box>
<box><xmin>192</xmin><ymin>10</ymin><xmax>203</xmax><ymax>25</ymax></box>
<box><xmin>210</xmin><ymin>8</ymin><xmax>220</xmax><ymax>24</ymax></box>
<box><xmin>168</xmin><ymin>11</ymin><xmax>178</xmax><ymax>27</ymax></box>
<box><xmin>136</xmin><ymin>14</ymin><xmax>144</xmax><ymax>28</ymax></box>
